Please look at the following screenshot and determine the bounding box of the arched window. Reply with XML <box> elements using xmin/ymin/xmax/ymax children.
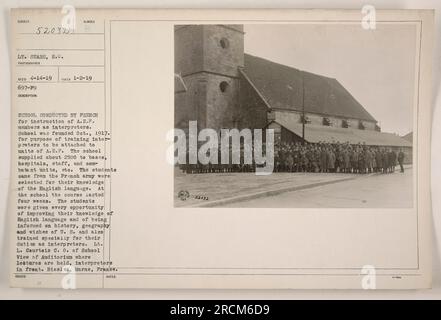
<box><xmin>220</xmin><ymin>38</ymin><xmax>229</xmax><ymax>49</ymax></box>
<box><xmin>219</xmin><ymin>81</ymin><xmax>229</xmax><ymax>92</ymax></box>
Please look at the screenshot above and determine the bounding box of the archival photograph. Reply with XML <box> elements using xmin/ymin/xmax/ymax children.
<box><xmin>173</xmin><ymin>23</ymin><xmax>416</xmax><ymax>208</ymax></box>
<box><xmin>7</xmin><ymin>8</ymin><xmax>433</xmax><ymax>291</ymax></box>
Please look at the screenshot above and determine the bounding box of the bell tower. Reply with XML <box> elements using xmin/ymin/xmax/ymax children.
<box><xmin>174</xmin><ymin>25</ymin><xmax>244</xmax><ymax>131</ymax></box>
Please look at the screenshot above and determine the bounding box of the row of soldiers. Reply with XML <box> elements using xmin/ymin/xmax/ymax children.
<box><xmin>178</xmin><ymin>142</ymin><xmax>406</xmax><ymax>174</ymax></box>
<box><xmin>274</xmin><ymin>142</ymin><xmax>405</xmax><ymax>174</ymax></box>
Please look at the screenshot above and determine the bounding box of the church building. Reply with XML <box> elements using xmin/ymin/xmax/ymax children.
<box><xmin>174</xmin><ymin>24</ymin><xmax>412</xmax><ymax>160</ymax></box>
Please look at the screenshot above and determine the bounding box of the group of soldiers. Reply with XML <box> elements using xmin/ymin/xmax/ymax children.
<box><xmin>274</xmin><ymin>141</ymin><xmax>405</xmax><ymax>174</ymax></box>
<box><xmin>178</xmin><ymin>141</ymin><xmax>406</xmax><ymax>174</ymax></box>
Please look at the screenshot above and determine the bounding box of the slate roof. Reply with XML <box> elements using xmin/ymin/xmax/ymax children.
<box><xmin>270</xmin><ymin>119</ymin><xmax>412</xmax><ymax>147</ymax></box>
<box><xmin>243</xmin><ymin>54</ymin><xmax>377</xmax><ymax>122</ymax></box>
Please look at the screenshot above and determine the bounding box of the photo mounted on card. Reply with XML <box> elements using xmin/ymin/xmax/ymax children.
<box><xmin>9</xmin><ymin>8</ymin><xmax>433</xmax><ymax>289</ymax></box>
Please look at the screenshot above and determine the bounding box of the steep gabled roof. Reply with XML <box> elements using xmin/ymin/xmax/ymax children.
<box><xmin>243</xmin><ymin>54</ymin><xmax>377</xmax><ymax>122</ymax></box>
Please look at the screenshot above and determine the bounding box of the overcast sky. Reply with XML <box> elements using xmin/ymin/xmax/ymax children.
<box><xmin>244</xmin><ymin>23</ymin><xmax>417</xmax><ymax>136</ymax></box>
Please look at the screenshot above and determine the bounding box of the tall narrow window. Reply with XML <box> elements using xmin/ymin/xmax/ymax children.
<box><xmin>342</xmin><ymin>119</ymin><xmax>349</xmax><ymax>128</ymax></box>
<box><xmin>358</xmin><ymin>121</ymin><xmax>365</xmax><ymax>130</ymax></box>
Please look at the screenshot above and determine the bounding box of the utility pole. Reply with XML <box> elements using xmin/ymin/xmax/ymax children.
<box><xmin>302</xmin><ymin>70</ymin><xmax>306</xmax><ymax>144</ymax></box>
<box><xmin>286</xmin><ymin>84</ymin><xmax>294</xmax><ymax>143</ymax></box>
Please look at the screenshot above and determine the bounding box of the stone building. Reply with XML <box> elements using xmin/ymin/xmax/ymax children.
<box><xmin>174</xmin><ymin>24</ymin><xmax>412</xmax><ymax>161</ymax></box>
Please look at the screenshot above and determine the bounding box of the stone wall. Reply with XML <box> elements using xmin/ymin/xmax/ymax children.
<box><xmin>203</xmin><ymin>25</ymin><xmax>244</xmax><ymax>78</ymax></box>
<box><xmin>205</xmin><ymin>73</ymin><xmax>241</xmax><ymax>130</ymax></box>
<box><xmin>174</xmin><ymin>25</ymin><xmax>204</xmax><ymax>76</ymax></box>
<box><xmin>175</xmin><ymin>25</ymin><xmax>245</xmax><ymax>131</ymax></box>
<box><xmin>174</xmin><ymin>74</ymin><xmax>207</xmax><ymax>129</ymax></box>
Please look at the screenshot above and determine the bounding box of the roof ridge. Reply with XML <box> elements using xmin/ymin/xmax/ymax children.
<box><xmin>244</xmin><ymin>53</ymin><xmax>337</xmax><ymax>81</ymax></box>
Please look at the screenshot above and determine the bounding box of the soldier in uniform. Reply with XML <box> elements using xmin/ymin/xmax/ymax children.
<box><xmin>372</xmin><ymin>148</ymin><xmax>377</xmax><ymax>172</ymax></box>
<box><xmin>274</xmin><ymin>147</ymin><xmax>280</xmax><ymax>172</ymax></box>
<box><xmin>312</xmin><ymin>146</ymin><xmax>320</xmax><ymax>172</ymax></box>
<box><xmin>389</xmin><ymin>149</ymin><xmax>397</xmax><ymax>173</ymax></box>
<box><xmin>279</xmin><ymin>146</ymin><xmax>286</xmax><ymax>172</ymax></box>
<box><xmin>336</xmin><ymin>147</ymin><xmax>344</xmax><ymax>173</ymax></box>
<box><xmin>343</xmin><ymin>147</ymin><xmax>351</xmax><ymax>173</ymax></box>
<box><xmin>382</xmin><ymin>148</ymin><xmax>389</xmax><ymax>174</ymax></box>
<box><xmin>364</xmin><ymin>147</ymin><xmax>372</xmax><ymax>174</ymax></box>
<box><xmin>370</xmin><ymin>148</ymin><xmax>375</xmax><ymax>173</ymax></box>
<box><xmin>286</xmin><ymin>149</ymin><xmax>294</xmax><ymax>172</ymax></box>
<box><xmin>320</xmin><ymin>146</ymin><xmax>328</xmax><ymax>173</ymax></box>
<box><xmin>300</xmin><ymin>147</ymin><xmax>308</xmax><ymax>172</ymax></box>
<box><xmin>349</xmin><ymin>148</ymin><xmax>356</xmax><ymax>173</ymax></box>
<box><xmin>327</xmin><ymin>147</ymin><xmax>336</xmax><ymax>173</ymax></box>
<box><xmin>358</xmin><ymin>147</ymin><xmax>365</xmax><ymax>174</ymax></box>
<box><xmin>375</xmin><ymin>148</ymin><xmax>383</xmax><ymax>173</ymax></box>
<box><xmin>397</xmin><ymin>149</ymin><xmax>405</xmax><ymax>173</ymax></box>
<box><xmin>305</xmin><ymin>147</ymin><xmax>312</xmax><ymax>172</ymax></box>
<box><xmin>293</xmin><ymin>145</ymin><xmax>300</xmax><ymax>172</ymax></box>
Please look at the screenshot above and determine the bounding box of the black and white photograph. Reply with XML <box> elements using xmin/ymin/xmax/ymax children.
<box><xmin>3</xmin><ymin>6</ymin><xmax>435</xmax><ymax>293</ymax></box>
<box><xmin>174</xmin><ymin>23</ymin><xmax>416</xmax><ymax>208</ymax></box>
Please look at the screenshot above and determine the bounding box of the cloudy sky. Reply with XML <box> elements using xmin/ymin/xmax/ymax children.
<box><xmin>244</xmin><ymin>23</ymin><xmax>417</xmax><ymax>136</ymax></box>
